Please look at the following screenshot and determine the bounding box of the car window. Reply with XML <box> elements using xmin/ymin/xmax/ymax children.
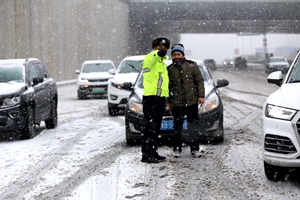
<box><xmin>0</xmin><ymin>64</ymin><xmax>24</xmax><ymax>83</ymax></box>
<box><xmin>288</xmin><ymin>59</ymin><xmax>300</xmax><ymax>83</ymax></box>
<box><xmin>117</xmin><ymin>60</ymin><xmax>143</xmax><ymax>73</ymax></box>
<box><xmin>198</xmin><ymin>66</ymin><xmax>210</xmax><ymax>82</ymax></box>
<box><xmin>82</xmin><ymin>63</ymin><xmax>114</xmax><ymax>73</ymax></box>
<box><xmin>29</xmin><ymin>63</ymin><xmax>39</xmax><ymax>83</ymax></box>
<box><xmin>35</xmin><ymin>62</ymin><xmax>49</xmax><ymax>79</ymax></box>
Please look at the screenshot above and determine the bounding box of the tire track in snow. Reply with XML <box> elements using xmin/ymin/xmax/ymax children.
<box><xmin>34</xmin><ymin>142</ymin><xmax>127</xmax><ymax>200</ymax></box>
<box><xmin>0</xmin><ymin>130</ymin><xmax>90</xmax><ymax>200</ymax></box>
<box><xmin>233</xmin><ymin>108</ymin><xmax>261</xmax><ymax>130</ymax></box>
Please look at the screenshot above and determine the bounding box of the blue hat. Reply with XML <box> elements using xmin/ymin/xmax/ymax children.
<box><xmin>171</xmin><ymin>44</ymin><xmax>185</xmax><ymax>55</ymax></box>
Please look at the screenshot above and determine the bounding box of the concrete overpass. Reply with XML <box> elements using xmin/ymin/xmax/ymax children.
<box><xmin>126</xmin><ymin>0</ymin><xmax>300</xmax><ymax>54</ymax></box>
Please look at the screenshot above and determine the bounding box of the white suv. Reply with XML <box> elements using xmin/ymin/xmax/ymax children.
<box><xmin>107</xmin><ymin>55</ymin><xmax>145</xmax><ymax>116</ymax></box>
<box><xmin>75</xmin><ymin>60</ymin><xmax>115</xmax><ymax>99</ymax></box>
<box><xmin>262</xmin><ymin>52</ymin><xmax>300</xmax><ymax>181</ymax></box>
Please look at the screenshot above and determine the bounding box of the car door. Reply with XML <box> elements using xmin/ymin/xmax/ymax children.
<box><xmin>28</xmin><ymin>61</ymin><xmax>47</xmax><ymax>121</ymax></box>
<box><xmin>34</xmin><ymin>61</ymin><xmax>52</xmax><ymax>120</ymax></box>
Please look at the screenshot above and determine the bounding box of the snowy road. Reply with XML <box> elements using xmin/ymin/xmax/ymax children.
<box><xmin>1</xmin><ymin>68</ymin><xmax>300</xmax><ymax>200</ymax></box>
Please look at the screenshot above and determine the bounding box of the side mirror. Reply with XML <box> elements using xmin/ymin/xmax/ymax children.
<box><xmin>267</xmin><ymin>71</ymin><xmax>283</xmax><ymax>87</ymax></box>
<box><xmin>75</xmin><ymin>69</ymin><xmax>80</xmax><ymax>74</ymax></box>
<box><xmin>32</xmin><ymin>77</ymin><xmax>44</xmax><ymax>86</ymax></box>
<box><xmin>108</xmin><ymin>69</ymin><xmax>115</xmax><ymax>75</ymax></box>
<box><xmin>216</xmin><ymin>79</ymin><xmax>229</xmax><ymax>88</ymax></box>
<box><xmin>122</xmin><ymin>82</ymin><xmax>133</xmax><ymax>91</ymax></box>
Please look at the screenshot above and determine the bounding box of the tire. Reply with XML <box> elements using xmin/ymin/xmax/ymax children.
<box><xmin>78</xmin><ymin>91</ymin><xmax>84</xmax><ymax>99</ymax></box>
<box><xmin>264</xmin><ymin>161</ymin><xmax>285</xmax><ymax>181</ymax></box>
<box><xmin>45</xmin><ymin>100</ymin><xmax>58</xmax><ymax>129</ymax></box>
<box><xmin>214</xmin><ymin>134</ymin><xmax>224</xmax><ymax>143</ymax></box>
<box><xmin>126</xmin><ymin>126</ymin><xmax>138</xmax><ymax>145</ymax></box>
<box><xmin>21</xmin><ymin>107</ymin><xmax>36</xmax><ymax>139</ymax></box>
<box><xmin>108</xmin><ymin>107</ymin><xmax>118</xmax><ymax>116</ymax></box>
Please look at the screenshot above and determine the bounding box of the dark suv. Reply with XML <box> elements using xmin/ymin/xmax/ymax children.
<box><xmin>204</xmin><ymin>59</ymin><xmax>217</xmax><ymax>71</ymax></box>
<box><xmin>0</xmin><ymin>58</ymin><xmax>58</xmax><ymax>139</ymax></box>
<box><xmin>234</xmin><ymin>56</ymin><xmax>247</xmax><ymax>69</ymax></box>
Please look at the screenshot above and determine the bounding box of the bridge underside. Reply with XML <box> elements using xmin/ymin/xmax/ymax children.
<box><xmin>127</xmin><ymin>1</ymin><xmax>300</xmax><ymax>54</ymax></box>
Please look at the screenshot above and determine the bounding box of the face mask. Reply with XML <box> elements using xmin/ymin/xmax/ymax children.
<box><xmin>172</xmin><ymin>58</ymin><xmax>184</xmax><ymax>65</ymax></box>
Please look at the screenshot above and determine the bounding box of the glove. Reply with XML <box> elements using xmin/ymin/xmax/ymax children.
<box><xmin>157</xmin><ymin>49</ymin><xmax>167</xmax><ymax>57</ymax></box>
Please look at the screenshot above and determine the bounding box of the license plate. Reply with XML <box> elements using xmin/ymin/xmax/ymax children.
<box><xmin>160</xmin><ymin>120</ymin><xmax>187</xmax><ymax>130</ymax></box>
<box><xmin>93</xmin><ymin>88</ymin><xmax>105</xmax><ymax>93</ymax></box>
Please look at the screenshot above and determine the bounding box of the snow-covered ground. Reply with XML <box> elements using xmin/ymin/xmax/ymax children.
<box><xmin>1</xmin><ymin>68</ymin><xmax>300</xmax><ymax>200</ymax></box>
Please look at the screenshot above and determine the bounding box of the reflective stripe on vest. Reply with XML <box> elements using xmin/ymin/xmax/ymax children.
<box><xmin>143</xmin><ymin>68</ymin><xmax>151</xmax><ymax>73</ymax></box>
<box><xmin>156</xmin><ymin>72</ymin><xmax>163</xmax><ymax>96</ymax></box>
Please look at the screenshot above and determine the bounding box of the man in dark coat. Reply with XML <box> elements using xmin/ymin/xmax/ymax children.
<box><xmin>167</xmin><ymin>43</ymin><xmax>205</xmax><ymax>158</ymax></box>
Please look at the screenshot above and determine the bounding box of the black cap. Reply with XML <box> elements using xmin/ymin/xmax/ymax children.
<box><xmin>152</xmin><ymin>37</ymin><xmax>170</xmax><ymax>49</ymax></box>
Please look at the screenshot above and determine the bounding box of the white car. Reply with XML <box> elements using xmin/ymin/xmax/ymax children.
<box><xmin>265</xmin><ymin>56</ymin><xmax>290</xmax><ymax>74</ymax></box>
<box><xmin>107</xmin><ymin>55</ymin><xmax>145</xmax><ymax>116</ymax></box>
<box><xmin>262</xmin><ymin>52</ymin><xmax>300</xmax><ymax>181</ymax></box>
<box><xmin>75</xmin><ymin>60</ymin><xmax>115</xmax><ymax>99</ymax></box>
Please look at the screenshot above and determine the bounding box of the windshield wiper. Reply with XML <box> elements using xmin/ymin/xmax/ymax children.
<box><xmin>128</xmin><ymin>64</ymin><xmax>139</xmax><ymax>72</ymax></box>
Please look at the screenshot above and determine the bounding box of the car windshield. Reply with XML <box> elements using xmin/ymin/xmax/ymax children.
<box><xmin>82</xmin><ymin>63</ymin><xmax>114</xmax><ymax>73</ymax></box>
<box><xmin>270</xmin><ymin>58</ymin><xmax>286</xmax><ymax>62</ymax></box>
<box><xmin>117</xmin><ymin>60</ymin><xmax>143</xmax><ymax>73</ymax></box>
<box><xmin>0</xmin><ymin>64</ymin><xmax>24</xmax><ymax>83</ymax></box>
<box><xmin>288</xmin><ymin>59</ymin><xmax>300</xmax><ymax>83</ymax></box>
<box><xmin>137</xmin><ymin>64</ymin><xmax>210</xmax><ymax>88</ymax></box>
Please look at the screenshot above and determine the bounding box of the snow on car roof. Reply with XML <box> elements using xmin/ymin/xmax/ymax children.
<box><xmin>0</xmin><ymin>58</ymin><xmax>39</xmax><ymax>66</ymax></box>
<box><xmin>82</xmin><ymin>60</ymin><xmax>114</xmax><ymax>64</ymax></box>
<box><xmin>123</xmin><ymin>55</ymin><xmax>146</xmax><ymax>60</ymax></box>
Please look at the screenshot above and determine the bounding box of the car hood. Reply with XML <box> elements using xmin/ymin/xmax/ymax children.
<box><xmin>112</xmin><ymin>73</ymin><xmax>139</xmax><ymax>84</ymax></box>
<box><xmin>0</xmin><ymin>83</ymin><xmax>26</xmax><ymax>96</ymax></box>
<box><xmin>267</xmin><ymin>83</ymin><xmax>300</xmax><ymax>110</ymax></box>
<box><xmin>79</xmin><ymin>72</ymin><xmax>113</xmax><ymax>79</ymax></box>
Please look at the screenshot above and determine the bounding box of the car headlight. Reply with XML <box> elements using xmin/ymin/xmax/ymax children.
<box><xmin>79</xmin><ymin>77</ymin><xmax>88</xmax><ymax>82</ymax></box>
<box><xmin>265</xmin><ymin>104</ymin><xmax>297</xmax><ymax>120</ymax></box>
<box><xmin>128</xmin><ymin>96</ymin><xmax>143</xmax><ymax>114</ymax></box>
<box><xmin>199</xmin><ymin>94</ymin><xmax>219</xmax><ymax>113</ymax></box>
<box><xmin>1</xmin><ymin>96</ymin><xmax>21</xmax><ymax>108</ymax></box>
<box><xmin>111</xmin><ymin>81</ymin><xmax>122</xmax><ymax>90</ymax></box>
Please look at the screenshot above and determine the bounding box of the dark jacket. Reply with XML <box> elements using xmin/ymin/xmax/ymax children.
<box><xmin>167</xmin><ymin>59</ymin><xmax>205</xmax><ymax>106</ymax></box>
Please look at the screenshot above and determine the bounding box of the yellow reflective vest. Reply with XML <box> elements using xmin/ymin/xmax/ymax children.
<box><xmin>142</xmin><ymin>50</ymin><xmax>169</xmax><ymax>97</ymax></box>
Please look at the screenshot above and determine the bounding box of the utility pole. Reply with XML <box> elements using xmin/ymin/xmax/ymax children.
<box><xmin>263</xmin><ymin>33</ymin><xmax>268</xmax><ymax>62</ymax></box>
<box><xmin>14</xmin><ymin>0</ymin><xmax>21</xmax><ymax>58</ymax></box>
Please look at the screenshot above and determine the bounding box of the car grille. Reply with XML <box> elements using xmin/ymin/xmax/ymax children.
<box><xmin>120</xmin><ymin>98</ymin><xmax>128</xmax><ymax>105</ymax></box>
<box><xmin>88</xmin><ymin>78</ymin><xmax>109</xmax><ymax>82</ymax></box>
<box><xmin>84</xmin><ymin>85</ymin><xmax>107</xmax><ymax>89</ymax></box>
<box><xmin>264</xmin><ymin>134</ymin><xmax>297</xmax><ymax>154</ymax></box>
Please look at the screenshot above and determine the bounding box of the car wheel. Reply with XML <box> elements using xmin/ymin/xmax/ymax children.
<box><xmin>264</xmin><ymin>161</ymin><xmax>285</xmax><ymax>181</ymax></box>
<box><xmin>108</xmin><ymin>107</ymin><xmax>118</xmax><ymax>116</ymax></box>
<box><xmin>214</xmin><ymin>134</ymin><xmax>224</xmax><ymax>143</ymax></box>
<box><xmin>22</xmin><ymin>107</ymin><xmax>36</xmax><ymax>139</ymax></box>
<box><xmin>45</xmin><ymin>100</ymin><xmax>58</xmax><ymax>129</ymax></box>
<box><xmin>126</xmin><ymin>126</ymin><xmax>137</xmax><ymax>145</ymax></box>
<box><xmin>78</xmin><ymin>92</ymin><xmax>84</xmax><ymax>99</ymax></box>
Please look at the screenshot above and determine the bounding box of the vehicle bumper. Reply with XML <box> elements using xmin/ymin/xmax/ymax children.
<box><xmin>77</xmin><ymin>83</ymin><xmax>108</xmax><ymax>95</ymax></box>
<box><xmin>182</xmin><ymin>106</ymin><xmax>223</xmax><ymax>141</ymax></box>
<box><xmin>107</xmin><ymin>85</ymin><xmax>131</xmax><ymax>108</ymax></box>
<box><xmin>126</xmin><ymin>105</ymin><xmax>223</xmax><ymax>142</ymax></box>
<box><xmin>262</xmin><ymin>112</ymin><xmax>300</xmax><ymax>168</ymax></box>
<box><xmin>0</xmin><ymin>106</ymin><xmax>26</xmax><ymax>132</ymax></box>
